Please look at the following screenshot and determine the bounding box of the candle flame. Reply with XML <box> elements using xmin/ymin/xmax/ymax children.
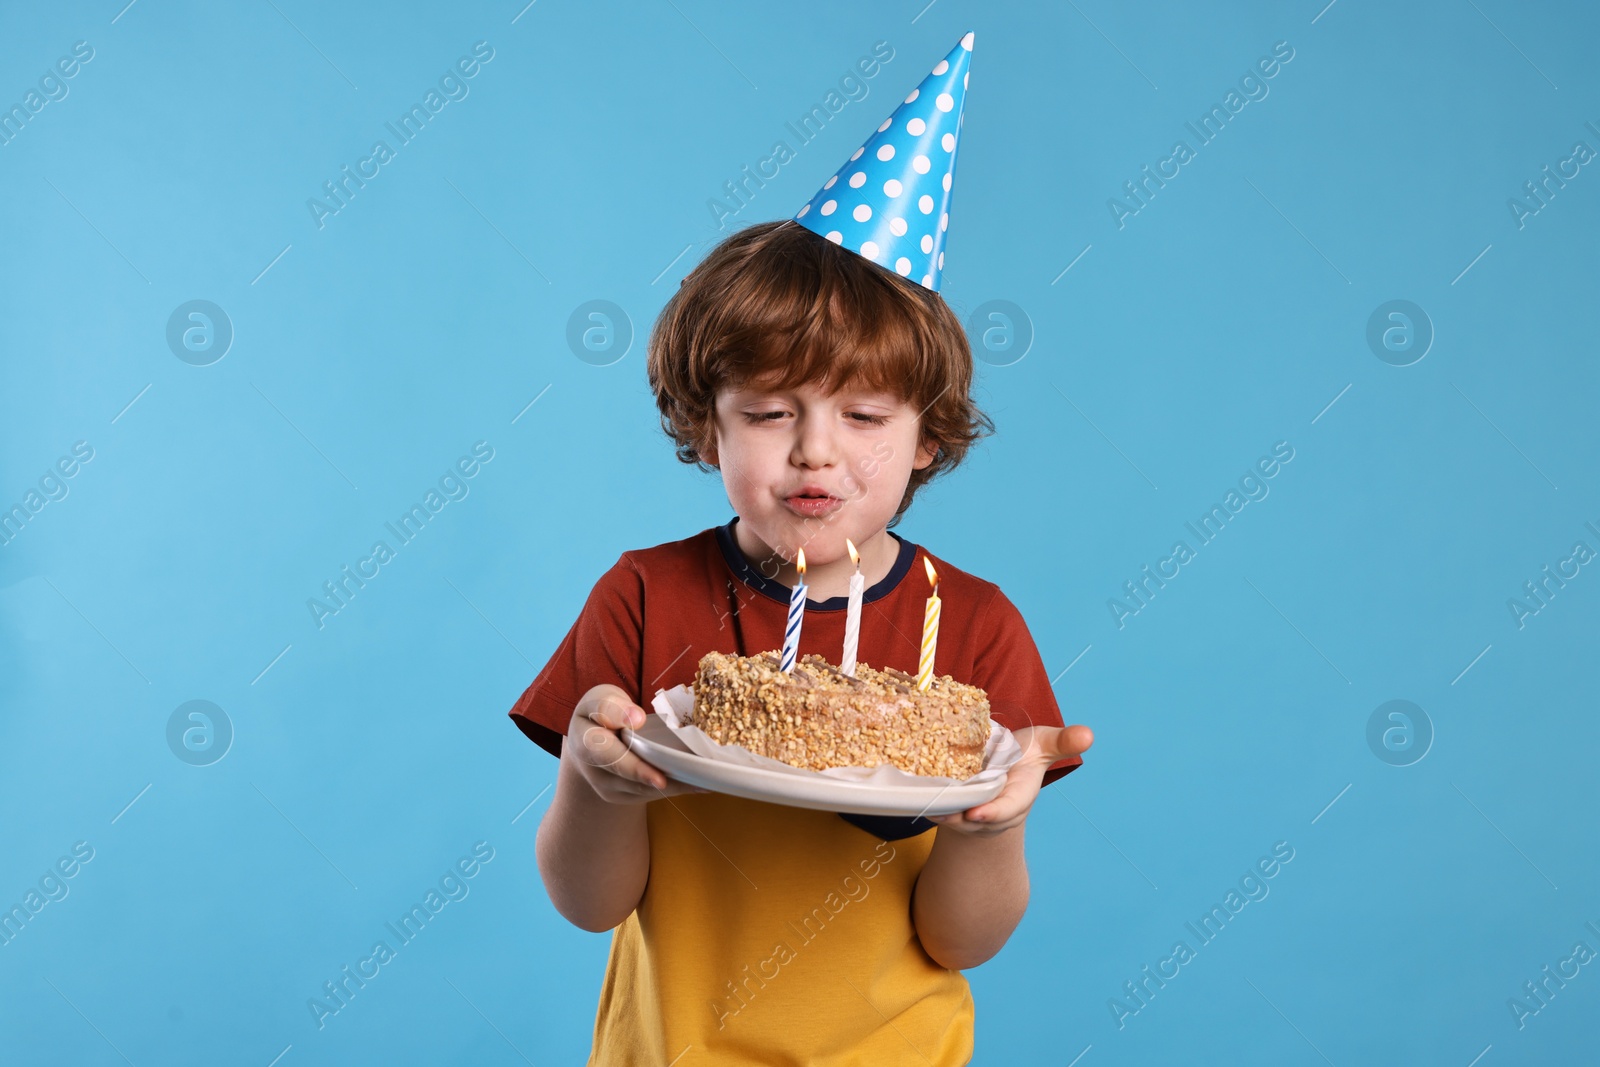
<box><xmin>924</xmin><ymin>556</ymin><xmax>938</xmax><ymax>591</ymax></box>
<box><xmin>846</xmin><ymin>538</ymin><xmax>860</xmax><ymax>567</ymax></box>
<box><xmin>797</xmin><ymin>547</ymin><xmax>806</xmax><ymax>576</ymax></box>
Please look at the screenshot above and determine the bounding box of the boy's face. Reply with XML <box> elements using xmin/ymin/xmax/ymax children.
<box><xmin>705</xmin><ymin>374</ymin><xmax>937</xmax><ymax>566</ymax></box>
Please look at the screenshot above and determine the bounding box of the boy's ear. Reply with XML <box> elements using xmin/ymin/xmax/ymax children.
<box><xmin>913</xmin><ymin>435</ymin><xmax>938</xmax><ymax>470</ymax></box>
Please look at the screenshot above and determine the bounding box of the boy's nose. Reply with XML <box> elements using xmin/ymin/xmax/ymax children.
<box><xmin>791</xmin><ymin>414</ymin><xmax>839</xmax><ymax>469</ymax></box>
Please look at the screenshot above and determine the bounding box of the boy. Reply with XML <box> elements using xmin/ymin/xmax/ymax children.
<box><xmin>507</xmin><ymin>33</ymin><xmax>1093</xmax><ymax>1065</ymax></box>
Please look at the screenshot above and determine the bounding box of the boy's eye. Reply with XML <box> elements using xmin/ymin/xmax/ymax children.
<box><xmin>740</xmin><ymin>411</ymin><xmax>888</xmax><ymax>425</ymax></box>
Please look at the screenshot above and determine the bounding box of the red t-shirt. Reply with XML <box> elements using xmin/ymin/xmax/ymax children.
<box><xmin>508</xmin><ymin>517</ymin><xmax>1081</xmax><ymax>808</ymax></box>
<box><xmin>508</xmin><ymin>518</ymin><xmax>1083</xmax><ymax>1064</ymax></box>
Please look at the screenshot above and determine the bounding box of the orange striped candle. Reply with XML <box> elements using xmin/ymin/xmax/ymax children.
<box><xmin>916</xmin><ymin>557</ymin><xmax>940</xmax><ymax>691</ymax></box>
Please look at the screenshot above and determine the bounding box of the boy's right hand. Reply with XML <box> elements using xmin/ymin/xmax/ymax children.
<box><xmin>565</xmin><ymin>685</ymin><xmax>708</xmax><ymax>804</ymax></box>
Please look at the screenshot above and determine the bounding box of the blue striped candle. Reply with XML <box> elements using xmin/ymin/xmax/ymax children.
<box><xmin>779</xmin><ymin>548</ymin><xmax>807</xmax><ymax>673</ymax></box>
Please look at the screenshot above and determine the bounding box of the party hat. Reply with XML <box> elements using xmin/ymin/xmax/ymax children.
<box><xmin>794</xmin><ymin>31</ymin><xmax>973</xmax><ymax>292</ymax></box>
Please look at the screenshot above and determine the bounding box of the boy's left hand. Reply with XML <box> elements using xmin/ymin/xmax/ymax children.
<box><xmin>927</xmin><ymin>724</ymin><xmax>1094</xmax><ymax>836</ymax></box>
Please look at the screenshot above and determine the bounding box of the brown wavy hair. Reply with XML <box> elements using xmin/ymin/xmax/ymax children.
<box><xmin>646</xmin><ymin>220</ymin><xmax>993</xmax><ymax>527</ymax></box>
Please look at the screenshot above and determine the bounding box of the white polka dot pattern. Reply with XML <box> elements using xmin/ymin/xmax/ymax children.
<box><xmin>792</xmin><ymin>31</ymin><xmax>972</xmax><ymax>293</ymax></box>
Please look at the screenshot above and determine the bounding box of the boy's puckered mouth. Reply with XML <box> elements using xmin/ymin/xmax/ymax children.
<box><xmin>783</xmin><ymin>486</ymin><xmax>844</xmax><ymax>519</ymax></box>
<box><xmin>786</xmin><ymin>483</ymin><xmax>836</xmax><ymax>499</ymax></box>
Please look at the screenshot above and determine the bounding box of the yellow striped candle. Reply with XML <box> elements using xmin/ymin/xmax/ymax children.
<box><xmin>916</xmin><ymin>556</ymin><xmax>940</xmax><ymax>691</ymax></box>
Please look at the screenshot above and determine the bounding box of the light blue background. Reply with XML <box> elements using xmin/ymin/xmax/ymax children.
<box><xmin>2</xmin><ymin>1</ymin><xmax>1596</xmax><ymax>1064</ymax></box>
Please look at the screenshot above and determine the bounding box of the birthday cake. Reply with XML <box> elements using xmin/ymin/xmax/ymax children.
<box><xmin>688</xmin><ymin>649</ymin><xmax>993</xmax><ymax>778</ymax></box>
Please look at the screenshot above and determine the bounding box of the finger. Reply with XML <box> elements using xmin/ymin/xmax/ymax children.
<box><xmin>928</xmin><ymin>809</ymin><xmax>1011</xmax><ymax>834</ymax></box>
<box><xmin>575</xmin><ymin>718</ymin><xmax>630</xmax><ymax>769</ymax></box>
<box><xmin>1028</xmin><ymin>723</ymin><xmax>1094</xmax><ymax>762</ymax></box>
<box><xmin>964</xmin><ymin>775</ymin><xmax>1033</xmax><ymax>824</ymax></box>
<box><xmin>633</xmin><ymin>770</ymin><xmax>711</xmax><ymax>798</ymax></box>
<box><xmin>576</xmin><ymin>711</ymin><xmax>649</xmax><ymax>771</ymax></box>
<box><xmin>622</xmin><ymin>755</ymin><xmax>673</xmax><ymax>791</ymax></box>
<box><xmin>590</xmin><ymin>698</ymin><xmax>648</xmax><ymax>732</ymax></box>
<box><xmin>927</xmin><ymin>758</ymin><xmax>1029</xmax><ymax>825</ymax></box>
<box><xmin>656</xmin><ymin>778</ymin><xmax>712</xmax><ymax>797</ymax></box>
<box><xmin>577</xmin><ymin>721</ymin><xmax>670</xmax><ymax>789</ymax></box>
<box><xmin>627</xmin><ymin>754</ymin><xmax>673</xmax><ymax>791</ymax></box>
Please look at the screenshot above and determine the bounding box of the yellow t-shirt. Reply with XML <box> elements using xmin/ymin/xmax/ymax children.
<box><xmin>590</xmin><ymin>792</ymin><xmax>972</xmax><ymax>1066</ymax></box>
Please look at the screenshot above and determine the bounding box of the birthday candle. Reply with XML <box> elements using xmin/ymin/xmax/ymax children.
<box><xmin>916</xmin><ymin>556</ymin><xmax>940</xmax><ymax>691</ymax></box>
<box><xmin>841</xmin><ymin>539</ymin><xmax>865</xmax><ymax>676</ymax></box>
<box><xmin>780</xmin><ymin>548</ymin><xmax>807</xmax><ymax>673</ymax></box>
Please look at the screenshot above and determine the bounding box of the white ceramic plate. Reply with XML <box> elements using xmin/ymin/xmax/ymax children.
<box><xmin>620</xmin><ymin>713</ymin><xmax>1006</xmax><ymax>817</ymax></box>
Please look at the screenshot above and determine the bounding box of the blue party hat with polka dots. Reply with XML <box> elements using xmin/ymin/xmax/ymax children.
<box><xmin>793</xmin><ymin>31</ymin><xmax>973</xmax><ymax>291</ymax></box>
